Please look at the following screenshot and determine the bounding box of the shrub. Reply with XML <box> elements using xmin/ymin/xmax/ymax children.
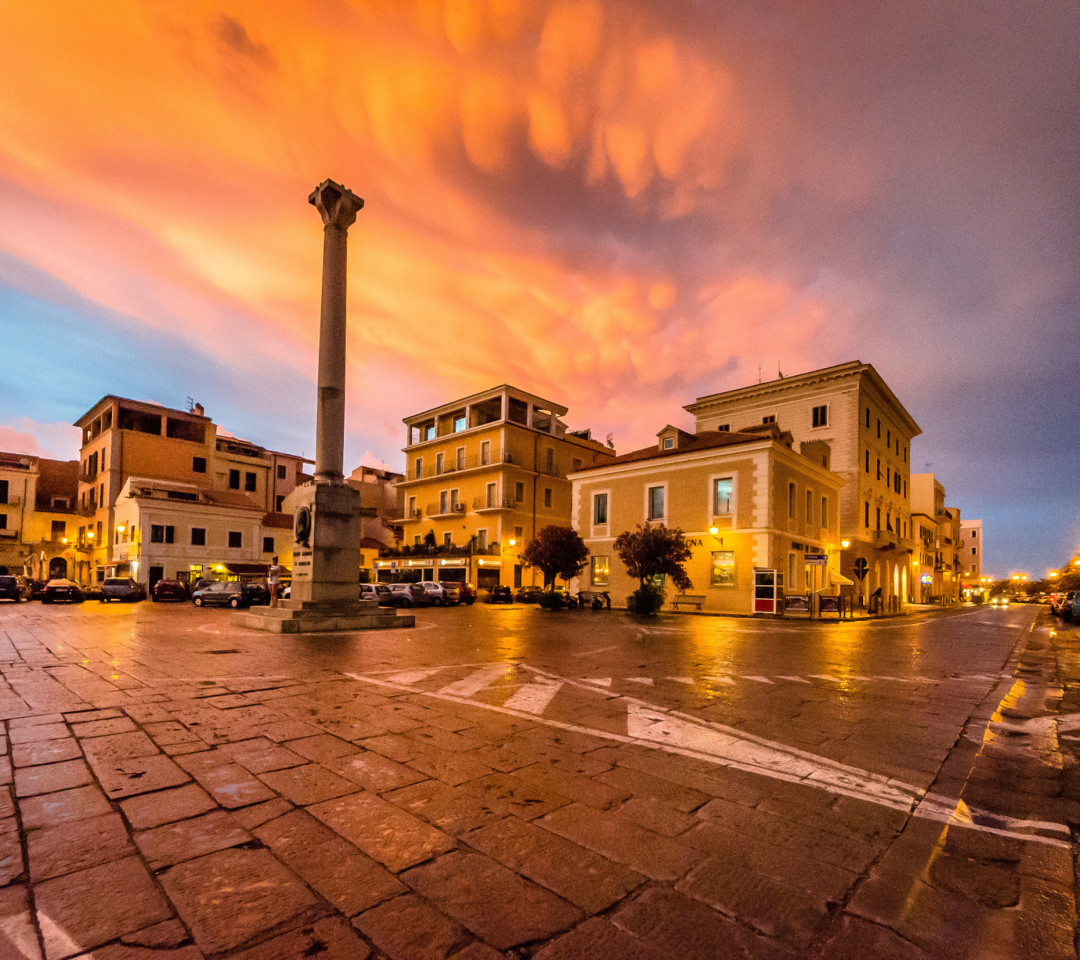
<box><xmin>626</xmin><ymin>583</ymin><xmax>665</xmax><ymax>616</ymax></box>
<box><xmin>538</xmin><ymin>591</ymin><xmax>564</xmax><ymax>610</ymax></box>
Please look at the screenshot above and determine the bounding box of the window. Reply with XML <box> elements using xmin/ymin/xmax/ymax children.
<box><xmin>788</xmin><ymin>483</ymin><xmax>796</xmax><ymax>519</ymax></box>
<box><xmin>545</xmin><ymin>448</ymin><xmax>555</xmax><ymax>473</ymax></box>
<box><xmin>591</xmin><ymin>556</ymin><xmax>610</xmax><ymax>586</ymax></box>
<box><xmin>647</xmin><ymin>486</ymin><xmax>664</xmax><ymax>520</ymax></box>
<box><xmin>877</xmin><ymin>419</ymin><xmax>881</xmax><ymax>438</ymax></box>
<box><xmin>96</xmin><ymin>521</ymin><xmax>102</xmax><ymax>542</ymax></box>
<box><xmin>971</xmin><ymin>530</ymin><xmax>977</xmax><ymax>539</ymax></box>
<box><xmin>439</xmin><ymin>490</ymin><xmax>448</xmax><ymax>514</ymax></box>
<box><xmin>971</xmin><ymin>547</ymin><xmax>976</xmax><ymax>556</ymax></box>
<box><xmin>805</xmin><ymin>489</ymin><xmax>813</xmax><ymax>526</ymax></box>
<box><xmin>543</xmin><ymin>488</ymin><xmax>553</xmax><ymax>509</ymax></box>
<box><xmin>263</xmin><ymin>537</ymin><xmax>274</xmax><ymax>553</ymax></box>
<box><xmin>515</xmin><ymin>482</ymin><xmax>525</xmax><ymax>502</ymax></box>
<box><xmin>424</xmin><ymin>424</ymin><xmax>436</xmax><ymax>441</ymax></box>
<box><xmin>713</xmin><ymin>478</ymin><xmax>733</xmax><ymax>515</ymax></box>
<box><xmin>711</xmin><ymin>551</ymin><xmax>735</xmax><ymax>587</ymax></box>
<box><xmin>514</xmin><ymin>526</ymin><xmax>523</xmax><ymax>540</ymax></box>
<box><xmin>821</xmin><ymin>496</ymin><xmax>828</xmax><ymax>528</ymax></box>
<box><xmin>904</xmin><ymin>446</ymin><xmax>908</xmax><ymax>463</ymax></box>
<box><xmin>594</xmin><ymin>493</ymin><xmax>608</xmax><ymax>525</ymax></box>
<box><xmin>275</xmin><ymin>495</ymin><xmax>285</xmax><ymax>512</ymax></box>
<box><xmin>414</xmin><ymin>457</ymin><xmax>422</xmax><ymax>479</ymax></box>
<box><xmin>191</xmin><ymin>528</ymin><xmax>206</xmax><ymax>546</ymax></box>
<box><xmin>480</xmin><ymin>440</ymin><xmax>491</xmax><ymax>465</ymax></box>
<box><xmin>662</xmin><ymin>437</ymin><xmax>674</xmax><ymax>450</ymax></box>
<box><xmin>865</xmin><ymin>502</ymin><xmax>870</xmax><ymax>527</ymax></box>
<box><xmin>787</xmin><ymin>553</ymin><xmax>797</xmax><ymax>591</ymax></box>
<box><xmin>903</xmin><ymin>480</ymin><xmax>907</xmax><ymax>497</ymax></box>
<box><xmin>150</xmin><ymin>525</ymin><xmax>174</xmax><ymax>544</ymax></box>
<box><xmin>717</xmin><ymin>423</ymin><xmax>730</xmax><ymax>432</ymax></box>
<box><xmin>192</xmin><ymin>457</ymin><xmax>207</xmax><ymax>474</ymax></box>
<box><xmin>277</xmin><ymin>464</ymin><xmax>287</xmax><ymax>480</ymax></box>
<box><xmin>886</xmin><ymin>466</ymin><xmax>890</xmax><ymax>485</ymax></box>
<box><xmin>811</xmin><ymin>405</ymin><xmax>827</xmax><ymax>427</ymax></box>
<box><xmin>228</xmin><ymin>531</ymin><xmax>242</xmax><ymax>548</ymax></box>
<box><xmin>865</xmin><ymin>407</ymin><xmax>870</xmax><ymax>428</ymax></box>
<box><xmin>450</xmin><ymin>489</ymin><xmax>460</xmax><ymax>511</ymax></box>
<box><xmin>572</xmin><ymin>458</ymin><xmax>583</xmax><ymax>471</ymax></box>
<box><xmin>477</xmin><ymin>529</ymin><xmax>488</xmax><ymax>550</ymax></box>
<box><xmin>0</xmin><ymin>516</ymin><xmax>6</xmax><ymax>530</ymax></box>
<box><xmin>865</xmin><ymin>450</ymin><xmax>870</xmax><ymax>473</ymax></box>
<box><xmin>229</xmin><ymin>469</ymin><xmax>240</xmax><ymax>489</ymax></box>
<box><xmin>51</xmin><ymin>520</ymin><xmax>66</xmax><ymax>539</ymax></box>
<box><xmin>443</xmin><ymin>532</ymin><xmax>452</xmax><ymax>546</ymax></box>
<box><xmin>0</xmin><ymin>480</ymin><xmax>8</xmax><ymax>504</ymax></box>
<box><xmin>408</xmin><ymin>496</ymin><xmax>416</xmax><ymax>517</ymax></box>
<box><xmin>436</xmin><ymin>453</ymin><xmax>444</xmax><ymax>475</ymax></box>
<box><xmin>876</xmin><ymin>459</ymin><xmax>881</xmax><ymax>480</ymax></box>
<box><xmin>453</xmin><ymin>414</ymin><xmax>466</xmax><ymax>433</ymax></box>
<box><xmin>414</xmin><ymin>535</ymin><xmax>421</xmax><ymax>546</ymax></box>
<box><xmin>887</xmin><ymin>428</ymin><xmax>891</xmax><ymax>446</ymax></box>
<box><xmin>455</xmin><ymin>446</ymin><xmax>465</xmax><ymax>470</ymax></box>
<box><xmin>245</xmin><ymin>472</ymin><xmax>257</xmax><ymax>492</ymax></box>
<box><xmin>762</xmin><ymin>415</ymin><xmax>776</xmax><ymax>425</ymax></box>
<box><xmin>486</xmin><ymin>483</ymin><xmax>496</xmax><ymax>508</ymax></box>
<box><xmin>876</xmin><ymin>507</ymin><xmax>881</xmax><ymax>530</ymax></box>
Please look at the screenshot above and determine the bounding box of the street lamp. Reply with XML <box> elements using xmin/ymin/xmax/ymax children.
<box><xmin>841</xmin><ymin>540</ymin><xmax>850</xmax><ymax>549</ymax></box>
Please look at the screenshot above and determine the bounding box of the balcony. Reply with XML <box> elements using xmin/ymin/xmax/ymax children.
<box><xmin>0</xmin><ymin>496</ymin><xmax>20</xmax><ymax>507</ymax></box>
<box><xmin>399</xmin><ymin>508</ymin><xmax>423</xmax><ymax>522</ymax></box>
<box><xmin>79</xmin><ymin>472</ymin><xmax>97</xmax><ymax>484</ymax></box>
<box><xmin>0</xmin><ymin>528</ymin><xmax>17</xmax><ymax>539</ymax></box>
<box><xmin>378</xmin><ymin>543</ymin><xmax>502</xmax><ymax>559</ymax></box>
<box><xmin>409</xmin><ymin>451</ymin><xmax>516</xmax><ymax>481</ymax></box>
<box><xmin>872</xmin><ymin>529</ymin><xmax>898</xmax><ymax>549</ymax></box>
<box><xmin>78</xmin><ymin>504</ymin><xmax>97</xmax><ymax>518</ymax></box>
<box><xmin>426</xmin><ymin>502</ymin><xmax>466</xmax><ymax>518</ymax></box>
<box><xmin>472</xmin><ymin>496</ymin><xmax>519</xmax><ymax>512</ymax></box>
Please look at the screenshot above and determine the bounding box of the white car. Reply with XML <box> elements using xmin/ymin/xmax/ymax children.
<box><xmin>419</xmin><ymin>582</ymin><xmax>449</xmax><ymax>605</ymax></box>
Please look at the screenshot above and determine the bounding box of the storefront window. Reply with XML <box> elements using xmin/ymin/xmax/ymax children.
<box><xmin>711</xmin><ymin>551</ymin><xmax>735</xmax><ymax>587</ymax></box>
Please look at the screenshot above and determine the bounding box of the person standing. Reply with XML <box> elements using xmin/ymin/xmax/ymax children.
<box><xmin>269</xmin><ymin>556</ymin><xmax>282</xmax><ymax>608</ymax></box>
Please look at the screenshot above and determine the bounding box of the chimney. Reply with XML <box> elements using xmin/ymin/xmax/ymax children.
<box><xmin>194</xmin><ymin>403</ymin><xmax>205</xmax><ymax>417</ymax></box>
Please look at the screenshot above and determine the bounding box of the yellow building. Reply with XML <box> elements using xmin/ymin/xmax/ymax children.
<box><xmin>74</xmin><ymin>396</ymin><xmax>311</xmax><ymax>588</ymax></box>
<box><xmin>0</xmin><ymin>453</ymin><xmax>79</xmax><ymax>580</ymax></box>
<box><xmin>569</xmin><ymin>424</ymin><xmax>844</xmax><ymax>614</ymax></box>
<box><xmin>386</xmin><ymin>386</ymin><xmax>615</xmax><ymax>589</ymax></box>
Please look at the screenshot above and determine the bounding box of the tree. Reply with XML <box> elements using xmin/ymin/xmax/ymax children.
<box><xmin>521</xmin><ymin>526</ymin><xmax>589</xmax><ymax>589</ymax></box>
<box><xmin>614</xmin><ymin>524</ymin><xmax>693</xmax><ymax>592</ymax></box>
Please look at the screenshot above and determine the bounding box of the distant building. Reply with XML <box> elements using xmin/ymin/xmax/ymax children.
<box><xmin>910</xmin><ymin>473</ymin><xmax>962</xmax><ymax>604</ymax></box>
<box><xmin>74</xmin><ymin>396</ymin><xmax>311</xmax><ymax>588</ymax></box>
<box><xmin>0</xmin><ymin>453</ymin><xmax>78</xmax><ymax>580</ymax></box>
<box><xmin>346</xmin><ymin>464</ymin><xmax>404</xmax><ymax>580</ymax></box>
<box><xmin>570</xmin><ymin>424</ymin><xmax>843</xmax><ymax>613</ymax></box>
<box><xmin>960</xmin><ymin>519</ymin><xmax>983</xmax><ymax>585</ymax></box>
<box><xmin>387</xmin><ymin>385</ymin><xmax>615</xmax><ymax>589</ymax></box>
<box><xmin>685</xmin><ymin>361</ymin><xmax>921</xmax><ymax>607</ymax></box>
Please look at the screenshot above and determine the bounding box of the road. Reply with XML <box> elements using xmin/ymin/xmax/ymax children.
<box><xmin>0</xmin><ymin>599</ymin><xmax>1074</xmax><ymax>958</ymax></box>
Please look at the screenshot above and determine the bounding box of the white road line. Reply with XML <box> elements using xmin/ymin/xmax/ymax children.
<box><xmin>809</xmin><ymin>674</ymin><xmax>841</xmax><ymax>682</ymax></box>
<box><xmin>502</xmin><ymin>681</ymin><xmax>563</xmax><ymax>715</ymax></box>
<box><xmin>775</xmin><ymin>675</ymin><xmax>811</xmax><ymax>684</ymax></box>
<box><xmin>387</xmin><ymin>668</ymin><xmax>447</xmax><ymax>684</ymax></box>
<box><xmin>626</xmin><ymin>677</ymin><xmax>655</xmax><ymax>685</ymax></box>
<box><xmin>579</xmin><ymin>678</ymin><xmax>613</xmax><ymax>688</ymax></box>
<box><xmin>438</xmin><ymin>664</ymin><xmax>512</xmax><ymax>697</ymax></box>
<box><xmin>703</xmin><ymin>675</ymin><xmax>736</xmax><ymax>686</ymax></box>
<box><xmin>741</xmin><ymin>675</ymin><xmax>775</xmax><ymax>684</ymax></box>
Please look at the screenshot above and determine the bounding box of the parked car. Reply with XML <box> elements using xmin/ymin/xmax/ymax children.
<box><xmin>458</xmin><ymin>583</ymin><xmax>478</xmax><ymax>605</ymax></box>
<box><xmin>241</xmin><ymin>581</ymin><xmax>271</xmax><ymax>606</ymax></box>
<box><xmin>420</xmin><ymin>582</ymin><xmax>450</xmax><ymax>605</ymax></box>
<box><xmin>192</xmin><ymin>581</ymin><xmax>249</xmax><ymax>609</ymax></box>
<box><xmin>0</xmin><ymin>575</ymin><xmax>28</xmax><ymax>602</ymax></box>
<box><xmin>1071</xmin><ymin>593</ymin><xmax>1080</xmax><ymax>623</ymax></box>
<box><xmin>515</xmin><ymin>585</ymin><xmax>543</xmax><ymax>604</ymax></box>
<box><xmin>387</xmin><ymin>583</ymin><xmax>428</xmax><ymax>607</ymax></box>
<box><xmin>151</xmin><ymin>579</ymin><xmax>188</xmax><ymax>602</ymax></box>
<box><xmin>41</xmin><ymin>579</ymin><xmax>85</xmax><ymax>603</ymax></box>
<box><xmin>27</xmin><ymin>579</ymin><xmax>47</xmax><ymax>601</ymax></box>
<box><xmin>360</xmin><ymin>583</ymin><xmax>393</xmax><ymax>606</ymax></box>
<box><xmin>437</xmin><ymin>581</ymin><xmax>464</xmax><ymax>605</ymax></box>
<box><xmin>486</xmin><ymin>585</ymin><xmax>513</xmax><ymax>604</ymax></box>
<box><xmin>1051</xmin><ymin>592</ymin><xmax>1075</xmax><ymax>617</ymax></box>
<box><xmin>100</xmin><ymin>578</ymin><xmax>147</xmax><ymax>603</ymax></box>
<box><xmin>989</xmin><ymin>595</ymin><xmax>1009</xmax><ymax>608</ymax></box>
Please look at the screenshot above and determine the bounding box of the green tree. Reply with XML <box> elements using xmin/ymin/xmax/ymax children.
<box><xmin>521</xmin><ymin>525</ymin><xmax>589</xmax><ymax>589</ymax></box>
<box><xmin>614</xmin><ymin>523</ymin><xmax>693</xmax><ymax>592</ymax></box>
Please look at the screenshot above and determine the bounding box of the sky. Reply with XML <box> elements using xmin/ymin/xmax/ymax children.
<box><xmin>0</xmin><ymin>0</ymin><xmax>1077</xmax><ymax>578</ymax></box>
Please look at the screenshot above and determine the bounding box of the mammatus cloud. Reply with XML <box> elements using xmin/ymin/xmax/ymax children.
<box><xmin>0</xmin><ymin>1</ymin><xmax>1077</xmax><ymax>570</ymax></box>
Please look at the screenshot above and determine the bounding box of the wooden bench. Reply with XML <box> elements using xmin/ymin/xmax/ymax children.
<box><xmin>672</xmin><ymin>594</ymin><xmax>705</xmax><ymax>611</ymax></box>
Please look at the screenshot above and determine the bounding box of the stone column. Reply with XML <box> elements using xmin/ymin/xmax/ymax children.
<box><xmin>308</xmin><ymin>179</ymin><xmax>364</xmax><ymax>484</ymax></box>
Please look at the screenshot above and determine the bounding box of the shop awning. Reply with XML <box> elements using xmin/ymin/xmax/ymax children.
<box><xmin>830</xmin><ymin>572</ymin><xmax>855</xmax><ymax>586</ymax></box>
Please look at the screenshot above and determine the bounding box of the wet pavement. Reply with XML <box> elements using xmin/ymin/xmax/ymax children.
<box><xmin>0</xmin><ymin>598</ymin><xmax>1076</xmax><ymax>959</ymax></box>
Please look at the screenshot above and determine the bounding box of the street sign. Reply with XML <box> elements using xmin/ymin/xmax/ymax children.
<box><xmin>804</xmin><ymin>553</ymin><xmax>827</xmax><ymax>564</ymax></box>
<box><xmin>853</xmin><ymin>557</ymin><xmax>868</xmax><ymax>580</ymax></box>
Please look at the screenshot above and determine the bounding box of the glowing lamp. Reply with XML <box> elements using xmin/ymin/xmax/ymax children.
<box><xmin>116</xmin><ymin>525</ymin><xmax>125</xmax><ymax>533</ymax></box>
<box><xmin>709</xmin><ymin>526</ymin><xmax>719</xmax><ymax>536</ymax></box>
<box><xmin>841</xmin><ymin>540</ymin><xmax>850</xmax><ymax>549</ymax></box>
<box><xmin>508</xmin><ymin>539</ymin><xmax>516</xmax><ymax>547</ymax></box>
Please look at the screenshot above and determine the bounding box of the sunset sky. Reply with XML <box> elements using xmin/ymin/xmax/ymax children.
<box><xmin>1</xmin><ymin>1</ymin><xmax>1077</xmax><ymax>577</ymax></box>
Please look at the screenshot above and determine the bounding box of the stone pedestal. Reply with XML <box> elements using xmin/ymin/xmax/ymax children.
<box><xmin>290</xmin><ymin>481</ymin><xmax>362</xmax><ymax>605</ymax></box>
<box><xmin>234</xmin><ymin>598</ymin><xmax>413</xmax><ymax>634</ymax></box>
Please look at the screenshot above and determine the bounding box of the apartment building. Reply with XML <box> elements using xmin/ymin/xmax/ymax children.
<box><xmin>388</xmin><ymin>385</ymin><xmax>615</xmax><ymax>589</ymax></box>
<box><xmin>570</xmin><ymin>424</ymin><xmax>843</xmax><ymax>614</ymax></box>
<box><xmin>685</xmin><ymin>361</ymin><xmax>920</xmax><ymax>606</ymax></box>
<box><xmin>74</xmin><ymin>396</ymin><xmax>311</xmax><ymax>587</ymax></box>
<box><xmin>346</xmin><ymin>465</ymin><xmax>404</xmax><ymax>580</ymax></box>
<box><xmin>0</xmin><ymin>453</ymin><xmax>78</xmax><ymax>580</ymax></box>
<box><xmin>960</xmin><ymin>519</ymin><xmax>983</xmax><ymax>586</ymax></box>
<box><xmin>910</xmin><ymin>473</ymin><xmax>962</xmax><ymax>604</ymax></box>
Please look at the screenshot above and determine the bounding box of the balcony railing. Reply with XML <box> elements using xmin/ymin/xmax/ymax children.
<box><xmin>78</xmin><ymin>504</ymin><xmax>97</xmax><ymax>518</ymax></box>
<box><xmin>872</xmin><ymin>530</ymin><xmax>898</xmax><ymax>548</ymax></box>
<box><xmin>409</xmin><ymin>451</ymin><xmax>516</xmax><ymax>481</ymax></box>
<box><xmin>472</xmin><ymin>496</ymin><xmax>519</xmax><ymax>511</ymax></box>
<box><xmin>378</xmin><ymin>543</ymin><xmax>502</xmax><ymax>559</ymax></box>
<box><xmin>426</xmin><ymin>502</ymin><xmax>466</xmax><ymax>517</ymax></box>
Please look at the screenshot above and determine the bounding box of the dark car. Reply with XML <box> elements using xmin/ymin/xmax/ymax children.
<box><xmin>0</xmin><ymin>575</ymin><xmax>27</xmax><ymax>602</ymax></box>
<box><xmin>100</xmin><ymin>578</ymin><xmax>147</xmax><ymax>602</ymax></box>
<box><xmin>151</xmin><ymin>579</ymin><xmax>188</xmax><ymax>602</ymax></box>
<box><xmin>41</xmin><ymin>579</ymin><xmax>85</xmax><ymax>603</ymax></box>
<box><xmin>386</xmin><ymin>583</ymin><xmax>428</xmax><ymax>607</ymax></box>
<box><xmin>240</xmin><ymin>581</ymin><xmax>271</xmax><ymax>606</ymax></box>
<box><xmin>458</xmin><ymin>583</ymin><xmax>478</xmax><ymax>605</ymax></box>
<box><xmin>486</xmin><ymin>585</ymin><xmax>513</xmax><ymax>604</ymax></box>
<box><xmin>360</xmin><ymin>583</ymin><xmax>393</xmax><ymax>606</ymax></box>
<box><xmin>192</xmin><ymin>581</ymin><xmax>249</xmax><ymax>609</ymax></box>
<box><xmin>515</xmin><ymin>585</ymin><xmax>543</xmax><ymax>603</ymax></box>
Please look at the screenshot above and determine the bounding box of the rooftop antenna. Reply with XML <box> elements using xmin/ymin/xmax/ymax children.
<box><xmin>186</xmin><ymin>397</ymin><xmax>195</xmax><ymax>412</ymax></box>
<box><xmin>758</xmin><ymin>363</ymin><xmax>762</xmax><ymax>384</ymax></box>
<box><xmin>777</xmin><ymin>363</ymin><xmax>784</xmax><ymax>379</ymax></box>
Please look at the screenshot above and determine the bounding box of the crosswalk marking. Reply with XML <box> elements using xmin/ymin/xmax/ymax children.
<box><xmin>741</xmin><ymin>675</ymin><xmax>775</xmax><ymax>684</ymax></box>
<box><xmin>438</xmin><ymin>664</ymin><xmax>511</xmax><ymax>697</ymax></box>
<box><xmin>388</xmin><ymin>668</ymin><xmax>445</xmax><ymax>684</ymax></box>
<box><xmin>502</xmin><ymin>681</ymin><xmax>563</xmax><ymax>715</ymax></box>
<box><xmin>626</xmin><ymin>677</ymin><xmax>655</xmax><ymax>685</ymax></box>
<box><xmin>810</xmin><ymin>675</ymin><xmax>841</xmax><ymax>682</ymax></box>
<box><xmin>579</xmin><ymin>678</ymin><xmax>612</xmax><ymax>688</ymax></box>
<box><xmin>775</xmin><ymin>675</ymin><xmax>811</xmax><ymax>684</ymax></box>
<box><xmin>704</xmin><ymin>675</ymin><xmax>736</xmax><ymax>685</ymax></box>
<box><xmin>669</xmin><ymin>677</ymin><xmax>694</xmax><ymax>685</ymax></box>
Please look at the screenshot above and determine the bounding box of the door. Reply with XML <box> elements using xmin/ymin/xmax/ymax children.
<box><xmin>148</xmin><ymin>566</ymin><xmax>164</xmax><ymax>591</ymax></box>
<box><xmin>48</xmin><ymin>557</ymin><xmax>67</xmax><ymax>580</ymax></box>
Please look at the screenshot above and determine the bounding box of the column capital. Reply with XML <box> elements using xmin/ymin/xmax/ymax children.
<box><xmin>309</xmin><ymin>179</ymin><xmax>364</xmax><ymax>230</ymax></box>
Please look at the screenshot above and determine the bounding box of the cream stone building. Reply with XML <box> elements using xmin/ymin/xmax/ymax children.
<box><xmin>910</xmin><ymin>473</ymin><xmax>962</xmax><ymax>604</ymax></box>
<box><xmin>74</xmin><ymin>396</ymin><xmax>311</xmax><ymax>588</ymax></box>
<box><xmin>389</xmin><ymin>385</ymin><xmax>615</xmax><ymax>589</ymax></box>
<box><xmin>346</xmin><ymin>465</ymin><xmax>404</xmax><ymax>580</ymax></box>
<box><xmin>960</xmin><ymin>518</ymin><xmax>984</xmax><ymax>588</ymax></box>
<box><xmin>569</xmin><ymin>424</ymin><xmax>843</xmax><ymax>614</ymax></box>
<box><xmin>685</xmin><ymin>361</ymin><xmax>920</xmax><ymax>608</ymax></box>
<box><xmin>0</xmin><ymin>453</ymin><xmax>79</xmax><ymax>580</ymax></box>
